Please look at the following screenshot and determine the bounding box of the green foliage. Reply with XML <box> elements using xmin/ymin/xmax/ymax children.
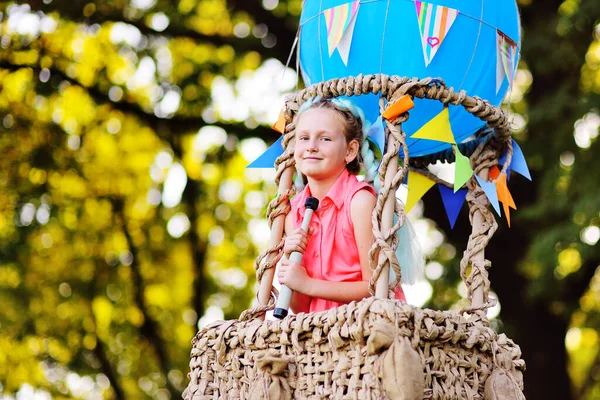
<box><xmin>0</xmin><ymin>0</ymin><xmax>598</xmax><ymax>399</ymax></box>
<box><xmin>0</xmin><ymin>1</ymin><xmax>281</xmax><ymax>398</ymax></box>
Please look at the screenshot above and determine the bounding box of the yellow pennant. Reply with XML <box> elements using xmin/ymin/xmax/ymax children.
<box><xmin>406</xmin><ymin>171</ymin><xmax>436</xmax><ymax>213</ymax></box>
<box><xmin>410</xmin><ymin>108</ymin><xmax>456</xmax><ymax>144</ymax></box>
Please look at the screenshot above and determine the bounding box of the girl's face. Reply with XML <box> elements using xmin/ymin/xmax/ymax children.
<box><xmin>294</xmin><ymin>108</ymin><xmax>358</xmax><ymax>181</ymax></box>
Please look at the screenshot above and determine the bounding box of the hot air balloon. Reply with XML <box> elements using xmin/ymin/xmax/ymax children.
<box><xmin>299</xmin><ymin>0</ymin><xmax>521</xmax><ymax>156</ymax></box>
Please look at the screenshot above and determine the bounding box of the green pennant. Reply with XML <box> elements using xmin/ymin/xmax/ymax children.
<box><xmin>454</xmin><ymin>145</ymin><xmax>473</xmax><ymax>192</ymax></box>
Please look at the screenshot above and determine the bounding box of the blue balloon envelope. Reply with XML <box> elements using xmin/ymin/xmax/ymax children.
<box><xmin>299</xmin><ymin>0</ymin><xmax>521</xmax><ymax>157</ymax></box>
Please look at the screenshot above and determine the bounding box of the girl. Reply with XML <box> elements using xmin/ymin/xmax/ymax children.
<box><xmin>277</xmin><ymin>98</ymin><xmax>409</xmax><ymax>314</ymax></box>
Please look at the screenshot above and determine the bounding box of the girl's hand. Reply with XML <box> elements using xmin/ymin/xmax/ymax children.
<box><xmin>283</xmin><ymin>227</ymin><xmax>312</xmax><ymax>258</ymax></box>
<box><xmin>278</xmin><ymin>258</ymin><xmax>312</xmax><ymax>294</ymax></box>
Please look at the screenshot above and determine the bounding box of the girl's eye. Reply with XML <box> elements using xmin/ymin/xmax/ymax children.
<box><xmin>299</xmin><ymin>136</ymin><xmax>308</xmax><ymax>140</ymax></box>
<box><xmin>321</xmin><ymin>137</ymin><xmax>331</xmax><ymax>142</ymax></box>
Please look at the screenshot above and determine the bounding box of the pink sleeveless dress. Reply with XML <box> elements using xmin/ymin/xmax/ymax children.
<box><xmin>291</xmin><ymin>169</ymin><xmax>406</xmax><ymax>313</ymax></box>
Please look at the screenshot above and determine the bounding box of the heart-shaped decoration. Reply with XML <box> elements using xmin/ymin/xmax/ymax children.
<box><xmin>427</xmin><ymin>36</ymin><xmax>440</xmax><ymax>47</ymax></box>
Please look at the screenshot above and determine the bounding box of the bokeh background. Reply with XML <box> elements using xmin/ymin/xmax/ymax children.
<box><xmin>0</xmin><ymin>0</ymin><xmax>599</xmax><ymax>399</ymax></box>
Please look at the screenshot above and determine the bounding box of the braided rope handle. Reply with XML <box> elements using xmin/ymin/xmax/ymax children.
<box><xmin>240</xmin><ymin>74</ymin><xmax>512</xmax><ymax>321</ymax></box>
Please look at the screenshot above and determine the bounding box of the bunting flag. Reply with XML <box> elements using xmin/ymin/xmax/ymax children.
<box><xmin>488</xmin><ymin>165</ymin><xmax>500</xmax><ymax>180</ymax></box>
<box><xmin>498</xmin><ymin>139</ymin><xmax>531</xmax><ymax>180</ymax></box>
<box><xmin>496</xmin><ymin>173</ymin><xmax>517</xmax><ymax>226</ymax></box>
<box><xmin>454</xmin><ymin>145</ymin><xmax>473</xmax><ymax>192</ymax></box>
<box><xmin>509</xmin><ymin>139</ymin><xmax>531</xmax><ymax>180</ymax></box>
<box><xmin>496</xmin><ymin>30</ymin><xmax>518</xmax><ymax>94</ymax></box>
<box><xmin>368</xmin><ymin>116</ymin><xmax>385</xmax><ymax>155</ymax></box>
<box><xmin>415</xmin><ymin>1</ymin><xmax>459</xmax><ymax>66</ymax></box>
<box><xmin>246</xmin><ymin>136</ymin><xmax>284</xmax><ymax>168</ymax></box>
<box><xmin>475</xmin><ymin>175</ymin><xmax>501</xmax><ymax>216</ymax></box>
<box><xmin>410</xmin><ymin>108</ymin><xmax>455</xmax><ymax>144</ymax></box>
<box><xmin>382</xmin><ymin>94</ymin><xmax>415</xmax><ymax>121</ymax></box>
<box><xmin>489</xmin><ymin>166</ymin><xmax>517</xmax><ymax>227</ymax></box>
<box><xmin>323</xmin><ymin>1</ymin><xmax>360</xmax><ymax>65</ymax></box>
<box><xmin>272</xmin><ymin>108</ymin><xmax>286</xmax><ymax>133</ymax></box>
<box><xmin>438</xmin><ymin>185</ymin><xmax>467</xmax><ymax>229</ymax></box>
<box><xmin>406</xmin><ymin>171</ymin><xmax>435</xmax><ymax>213</ymax></box>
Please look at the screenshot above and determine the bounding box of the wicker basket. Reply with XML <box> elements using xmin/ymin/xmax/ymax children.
<box><xmin>184</xmin><ymin>75</ymin><xmax>526</xmax><ymax>399</ymax></box>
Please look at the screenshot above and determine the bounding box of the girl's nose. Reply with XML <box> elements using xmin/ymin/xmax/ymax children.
<box><xmin>307</xmin><ymin>139</ymin><xmax>318</xmax><ymax>152</ymax></box>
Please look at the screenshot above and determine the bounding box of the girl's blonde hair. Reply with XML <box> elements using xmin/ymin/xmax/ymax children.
<box><xmin>297</xmin><ymin>98</ymin><xmax>365</xmax><ymax>175</ymax></box>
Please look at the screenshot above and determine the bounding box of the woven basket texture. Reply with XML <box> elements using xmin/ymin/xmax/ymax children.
<box><xmin>184</xmin><ymin>298</ymin><xmax>525</xmax><ymax>399</ymax></box>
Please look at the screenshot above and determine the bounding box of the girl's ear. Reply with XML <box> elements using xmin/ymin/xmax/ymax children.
<box><xmin>345</xmin><ymin>139</ymin><xmax>360</xmax><ymax>163</ymax></box>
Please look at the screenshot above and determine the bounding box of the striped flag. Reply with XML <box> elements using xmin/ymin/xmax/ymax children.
<box><xmin>496</xmin><ymin>30</ymin><xmax>518</xmax><ymax>93</ymax></box>
<box><xmin>415</xmin><ymin>1</ymin><xmax>459</xmax><ymax>66</ymax></box>
<box><xmin>323</xmin><ymin>1</ymin><xmax>360</xmax><ymax>63</ymax></box>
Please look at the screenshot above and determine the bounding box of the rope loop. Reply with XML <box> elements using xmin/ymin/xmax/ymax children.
<box><xmin>244</xmin><ymin>74</ymin><xmax>511</xmax><ymax>318</ymax></box>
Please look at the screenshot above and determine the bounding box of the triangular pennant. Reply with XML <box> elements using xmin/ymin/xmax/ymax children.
<box><xmin>415</xmin><ymin>1</ymin><xmax>459</xmax><ymax>67</ymax></box>
<box><xmin>496</xmin><ymin>30</ymin><xmax>518</xmax><ymax>94</ymax></box>
<box><xmin>502</xmin><ymin>36</ymin><xmax>518</xmax><ymax>88</ymax></box>
<box><xmin>438</xmin><ymin>185</ymin><xmax>467</xmax><ymax>229</ymax></box>
<box><xmin>495</xmin><ymin>34</ymin><xmax>505</xmax><ymax>94</ymax></box>
<box><xmin>368</xmin><ymin>116</ymin><xmax>385</xmax><ymax>155</ymax></box>
<box><xmin>336</xmin><ymin>4</ymin><xmax>359</xmax><ymax>65</ymax></box>
<box><xmin>454</xmin><ymin>145</ymin><xmax>473</xmax><ymax>192</ymax></box>
<box><xmin>475</xmin><ymin>175</ymin><xmax>501</xmax><ymax>216</ymax></box>
<box><xmin>272</xmin><ymin>108</ymin><xmax>286</xmax><ymax>133</ymax></box>
<box><xmin>510</xmin><ymin>139</ymin><xmax>531</xmax><ymax>180</ymax></box>
<box><xmin>247</xmin><ymin>136</ymin><xmax>284</xmax><ymax>168</ymax></box>
<box><xmin>382</xmin><ymin>94</ymin><xmax>415</xmax><ymax>121</ymax></box>
<box><xmin>406</xmin><ymin>171</ymin><xmax>435</xmax><ymax>213</ymax></box>
<box><xmin>494</xmin><ymin>172</ymin><xmax>517</xmax><ymax>227</ymax></box>
<box><xmin>410</xmin><ymin>108</ymin><xmax>456</xmax><ymax>144</ymax></box>
<box><xmin>488</xmin><ymin>165</ymin><xmax>500</xmax><ymax>180</ymax></box>
<box><xmin>323</xmin><ymin>1</ymin><xmax>360</xmax><ymax>58</ymax></box>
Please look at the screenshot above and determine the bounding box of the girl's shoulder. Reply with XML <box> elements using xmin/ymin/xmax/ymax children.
<box><xmin>349</xmin><ymin>187</ymin><xmax>376</xmax><ymax>206</ymax></box>
<box><xmin>343</xmin><ymin>178</ymin><xmax>376</xmax><ymax>223</ymax></box>
<box><xmin>349</xmin><ymin>186</ymin><xmax>376</xmax><ymax>217</ymax></box>
<box><xmin>343</xmin><ymin>176</ymin><xmax>376</xmax><ymax>204</ymax></box>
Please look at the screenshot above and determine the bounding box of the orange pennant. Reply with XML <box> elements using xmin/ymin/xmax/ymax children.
<box><xmin>494</xmin><ymin>172</ymin><xmax>517</xmax><ymax>227</ymax></box>
<box><xmin>382</xmin><ymin>95</ymin><xmax>415</xmax><ymax>120</ymax></box>
<box><xmin>272</xmin><ymin>108</ymin><xmax>286</xmax><ymax>133</ymax></box>
<box><xmin>489</xmin><ymin>165</ymin><xmax>500</xmax><ymax>180</ymax></box>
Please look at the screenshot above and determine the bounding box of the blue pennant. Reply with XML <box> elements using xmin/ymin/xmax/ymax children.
<box><xmin>438</xmin><ymin>185</ymin><xmax>467</xmax><ymax>229</ymax></box>
<box><xmin>475</xmin><ymin>175</ymin><xmax>501</xmax><ymax>216</ymax></box>
<box><xmin>500</xmin><ymin>139</ymin><xmax>531</xmax><ymax>181</ymax></box>
<box><xmin>510</xmin><ymin>139</ymin><xmax>531</xmax><ymax>181</ymax></box>
<box><xmin>246</xmin><ymin>136</ymin><xmax>284</xmax><ymax>168</ymax></box>
<box><xmin>368</xmin><ymin>116</ymin><xmax>385</xmax><ymax>156</ymax></box>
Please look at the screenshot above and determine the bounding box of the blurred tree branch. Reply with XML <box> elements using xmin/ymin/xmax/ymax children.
<box><xmin>0</xmin><ymin>60</ymin><xmax>279</xmax><ymax>142</ymax></box>
<box><xmin>92</xmin><ymin>329</ymin><xmax>125</xmax><ymax>400</ymax></box>
<box><xmin>229</xmin><ymin>1</ymin><xmax>298</xmax><ymax>55</ymax></box>
<box><xmin>29</xmin><ymin>0</ymin><xmax>283</xmax><ymax>58</ymax></box>
<box><xmin>111</xmin><ymin>197</ymin><xmax>179</xmax><ymax>399</ymax></box>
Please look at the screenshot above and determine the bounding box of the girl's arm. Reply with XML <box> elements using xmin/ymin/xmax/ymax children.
<box><xmin>281</xmin><ymin>212</ymin><xmax>311</xmax><ymax>314</ymax></box>
<box><xmin>350</xmin><ymin>188</ymin><xmax>376</xmax><ymax>284</ymax></box>
<box><xmin>277</xmin><ymin>189</ymin><xmax>376</xmax><ymax>304</ymax></box>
